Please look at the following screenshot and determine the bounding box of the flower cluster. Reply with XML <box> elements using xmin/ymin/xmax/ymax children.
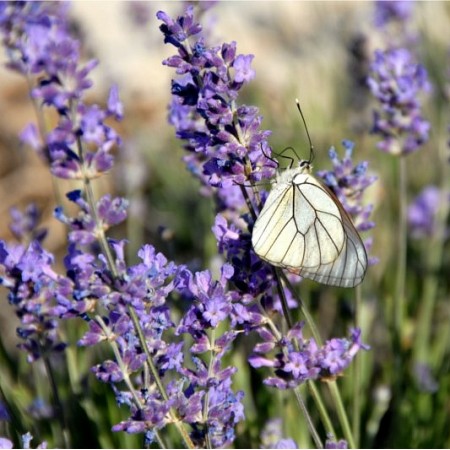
<box><xmin>9</xmin><ymin>203</ymin><xmax>47</xmax><ymax>244</ymax></box>
<box><xmin>107</xmin><ymin>261</ymin><xmax>245</xmax><ymax>448</ymax></box>
<box><xmin>367</xmin><ymin>48</ymin><xmax>430</xmax><ymax>156</ymax></box>
<box><xmin>373</xmin><ymin>0</ymin><xmax>414</xmax><ymax>28</ymax></box>
<box><xmin>158</xmin><ymin>5</ymin><xmax>279</xmax><ymax>308</ymax></box>
<box><xmin>408</xmin><ymin>186</ymin><xmax>449</xmax><ymax>239</ymax></box>
<box><xmin>317</xmin><ymin>140</ymin><xmax>378</xmax><ymax>264</ymax></box>
<box><xmin>260</xmin><ymin>418</ymin><xmax>298</xmax><ymax>449</ymax></box>
<box><xmin>1</xmin><ymin>2</ymin><xmax>246</xmax><ymax>447</ymax></box>
<box><xmin>0</xmin><ymin>432</ymin><xmax>47</xmax><ymax>449</ymax></box>
<box><xmin>249</xmin><ymin>323</ymin><xmax>368</xmax><ymax>389</ymax></box>
<box><xmin>0</xmin><ymin>217</ymin><xmax>72</xmax><ymax>362</ymax></box>
<box><xmin>0</xmin><ymin>1</ymin><xmax>122</xmax><ymax>175</ymax></box>
<box><xmin>158</xmin><ymin>6</ymin><xmax>276</xmax><ymax>207</ymax></box>
<box><xmin>0</xmin><ymin>2</ymin><xmax>376</xmax><ymax>447</ymax></box>
<box><xmin>0</xmin><ymin>0</ymin><xmax>126</xmax><ymax>362</ymax></box>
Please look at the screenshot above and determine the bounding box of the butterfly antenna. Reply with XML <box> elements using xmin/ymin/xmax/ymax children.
<box><xmin>295</xmin><ymin>98</ymin><xmax>315</xmax><ymax>164</ymax></box>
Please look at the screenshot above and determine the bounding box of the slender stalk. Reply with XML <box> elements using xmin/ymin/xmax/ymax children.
<box><xmin>203</xmin><ymin>329</ymin><xmax>216</xmax><ymax>449</ymax></box>
<box><xmin>272</xmin><ymin>269</ymin><xmax>337</xmax><ymax>446</ymax></box>
<box><xmin>40</xmin><ymin>349</ymin><xmax>70</xmax><ymax>448</ymax></box>
<box><xmin>75</xmin><ymin>135</ymin><xmax>118</xmax><ymax>278</ymax></box>
<box><xmin>273</xmin><ymin>268</ymin><xmax>294</xmax><ymax>328</ymax></box>
<box><xmin>394</xmin><ymin>156</ymin><xmax>407</xmax><ymax>345</ymax></box>
<box><xmin>352</xmin><ymin>285</ymin><xmax>363</xmax><ymax>447</ymax></box>
<box><xmin>294</xmin><ymin>386</ymin><xmax>323</xmax><ymax>448</ymax></box>
<box><xmin>327</xmin><ymin>381</ymin><xmax>356</xmax><ymax>449</ymax></box>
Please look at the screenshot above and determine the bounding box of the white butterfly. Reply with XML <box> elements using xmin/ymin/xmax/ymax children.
<box><xmin>251</xmin><ymin>159</ymin><xmax>368</xmax><ymax>288</ymax></box>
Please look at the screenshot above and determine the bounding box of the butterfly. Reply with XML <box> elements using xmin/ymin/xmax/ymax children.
<box><xmin>251</xmin><ymin>101</ymin><xmax>367</xmax><ymax>287</ymax></box>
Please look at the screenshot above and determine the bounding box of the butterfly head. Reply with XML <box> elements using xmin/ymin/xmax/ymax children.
<box><xmin>298</xmin><ymin>159</ymin><xmax>313</xmax><ymax>174</ymax></box>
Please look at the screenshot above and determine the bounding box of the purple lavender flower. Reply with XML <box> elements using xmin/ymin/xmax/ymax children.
<box><xmin>9</xmin><ymin>204</ymin><xmax>47</xmax><ymax>243</ymax></box>
<box><xmin>0</xmin><ymin>238</ymin><xmax>72</xmax><ymax>362</ymax></box>
<box><xmin>158</xmin><ymin>6</ymin><xmax>275</xmax><ymax>206</ymax></box>
<box><xmin>54</xmin><ymin>191</ymin><xmax>128</xmax><ymax>245</ymax></box>
<box><xmin>373</xmin><ymin>0</ymin><xmax>414</xmax><ymax>28</ymax></box>
<box><xmin>158</xmin><ymin>5</ymin><xmax>281</xmax><ymax>323</ymax></box>
<box><xmin>0</xmin><ymin>2</ymin><xmax>122</xmax><ymax>172</ymax></box>
<box><xmin>325</xmin><ymin>435</ymin><xmax>348</xmax><ymax>449</ymax></box>
<box><xmin>413</xmin><ymin>362</ymin><xmax>439</xmax><ymax>393</ymax></box>
<box><xmin>408</xmin><ymin>185</ymin><xmax>448</xmax><ymax>238</ymax></box>
<box><xmin>109</xmin><ymin>261</ymin><xmax>245</xmax><ymax>447</ymax></box>
<box><xmin>249</xmin><ymin>323</ymin><xmax>368</xmax><ymax>389</ymax></box>
<box><xmin>260</xmin><ymin>418</ymin><xmax>298</xmax><ymax>449</ymax></box>
<box><xmin>0</xmin><ymin>438</ymin><xmax>13</xmax><ymax>449</ymax></box>
<box><xmin>317</xmin><ymin>140</ymin><xmax>378</xmax><ymax>265</ymax></box>
<box><xmin>368</xmin><ymin>48</ymin><xmax>430</xmax><ymax>155</ymax></box>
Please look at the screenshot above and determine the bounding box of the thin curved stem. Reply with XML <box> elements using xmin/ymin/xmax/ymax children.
<box><xmin>294</xmin><ymin>386</ymin><xmax>323</xmax><ymax>448</ymax></box>
<box><xmin>394</xmin><ymin>156</ymin><xmax>407</xmax><ymax>346</ymax></box>
<box><xmin>352</xmin><ymin>285</ymin><xmax>363</xmax><ymax>447</ymax></box>
<box><xmin>327</xmin><ymin>381</ymin><xmax>356</xmax><ymax>449</ymax></box>
<box><xmin>203</xmin><ymin>329</ymin><xmax>216</xmax><ymax>449</ymax></box>
<box><xmin>40</xmin><ymin>349</ymin><xmax>71</xmax><ymax>449</ymax></box>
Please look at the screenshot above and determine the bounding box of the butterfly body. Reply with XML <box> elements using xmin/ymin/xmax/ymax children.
<box><xmin>252</xmin><ymin>161</ymin><xmax>367</xmax><ymax>287</ymax></box>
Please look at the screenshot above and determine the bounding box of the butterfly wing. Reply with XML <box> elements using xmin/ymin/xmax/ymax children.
<box><xmin>252</xmin><ymin>170</ymin><xmax>367</xmax><ymax>288</ymax></box>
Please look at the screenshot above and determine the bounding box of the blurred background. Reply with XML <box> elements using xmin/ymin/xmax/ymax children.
<box><xmin>0</xmin><ymin>2</ymin><xmax>449</xmax><ymax>448</ymax></box>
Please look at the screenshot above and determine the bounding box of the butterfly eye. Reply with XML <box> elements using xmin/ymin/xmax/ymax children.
<box><xmin>299</xmin><ymin>160</ymin><xmax>310</xmax><ymax>168</ymax></box>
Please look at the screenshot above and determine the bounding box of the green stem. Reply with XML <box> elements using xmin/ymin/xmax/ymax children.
<box><xmin>75</xmin><ymin>135</ymin><xmax>118</xmax><ymax>278</ymax></box>
<box><xmin>327</xmin><ymin>381</ymin><xmax>356</xmax><ymax>449</ymax></box>
<box><xmin>41</xmin><ymin>350</ymin><xmax>71</xmax><ymax>448</ymax></box>
<box><xmin>394</xmin><ymin>156</ymin><xmax>407</xmax><ymax>346</ymax></box>
<box><xmin>352</xmin><ymin>285</ymin><xmax>362</xmax><ymax>447</ymax></box>
<box><xmin>294</xmin><ymin>386</ymin><xmax>323</xmax><ymax>448</ymax></box>
<box><xmin>271</xmin><ymin>269</ymin><xmax>333</xmax><ymax>447</ymax></box>
<box><xmin>412</xmin><ymin>141</ymin><xmax>450</xmax><ymax>365</ymax></box>
<box><xmin>203</xmin><ymin>329</ymin><xmax>216</xmax><ymax>449</ymax></box>
<box><xmin>273</xmin><ymin>268</ymin><xmax>294</xmax><ymax>328</ymax></box>
<box><xmin>307</xmin><ymin>380</ymin><xmax>336</xmax><ymax>438</ymax></box>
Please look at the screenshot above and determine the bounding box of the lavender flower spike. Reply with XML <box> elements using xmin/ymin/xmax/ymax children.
<box><xmin>368</xmin><ymin>48</ymin><xmax>430</xmax><ymax>156</ymax></box>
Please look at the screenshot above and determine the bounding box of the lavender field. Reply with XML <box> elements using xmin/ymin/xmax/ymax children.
<box><xmin>0</xmin><ymin>2</ymin><xmax>449</xmax><ymax>449</ymax></box>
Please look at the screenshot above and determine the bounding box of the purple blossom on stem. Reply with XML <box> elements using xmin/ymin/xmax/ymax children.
<box><xmin>157</xmin><ymin>5</ymin><xmax>275</xmax><ymax>202</ymax></box>
<box><xmin>0</xmin><ymin>2</ymin><xmax>122</xmax><ymax>172</ymax></box>
<box><xmin>368</xmin><ymin>48</ymin><xmax>430</xmax><ymax>156</ymax></box>
<box><xmin>0</xmin><ymin>233</ymin><xmax>73</xmax><ymax>362</ymax></box>
<box><xmin>9</xmin><ymin>203</ymin><xmax>47</xmax><ymax>243</ymax></box>
<box><xmin>407</xmin><ymin>186</ymin><xmax>449</xmax><ymax>238</ymax></box>
<box><xmin>249</xmin><ymin>323</ymin><xmax>368</xmax><ymax>389</ymax></box>
<box><xmin>55</xmin><ymin>190</ymin><xmax>128</xmax><ymax>245</ymax></box>
<box><xmin>260</xmin><ymin>418</ymin><xmax>298</xmax><ymax>449</ymax></box>
<box><xmin>373</xmin><ymin>0</ymin><xmax>414</xmax><ymax>28</ymax></box>
<box><xmin>317</xmin><ymin>140</ymin><xmax>378</xmax><ymax>264</ymax></box>
<box><xmin>325</xmin><ymin>435</ymin><xmax>348</xmax><ymax>449</ymax></box>
<box><xmin>158</xmin><ymin>5</ymin><xmax>283</xmax><ymax>316</ymax></box>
